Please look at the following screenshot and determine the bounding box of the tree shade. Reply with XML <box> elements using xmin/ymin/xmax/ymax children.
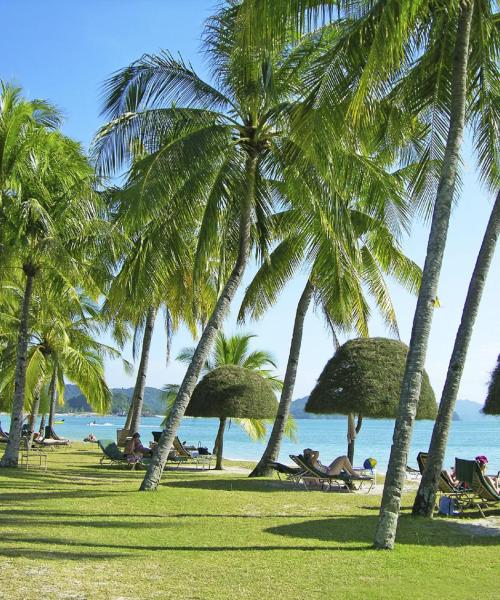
<box><xmin>186</xmin><ymin>365</ymin><xmax>277</xmax><ymax>419</ymax></box>
<box><xmin>483</xmin><ymin>355</ymin><xmax>500</xmax><ymax>415</ymax></box>
<box><xmin>306</xmin><ymin>338</ymin><xmax>437</xmax><ymax>419</ymax></box>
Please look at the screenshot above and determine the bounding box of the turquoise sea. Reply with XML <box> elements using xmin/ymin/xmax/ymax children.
<box><xmin>2</xmin><ymin>413</ymin><xmax>499</xmax><ymax>472</ymax></box>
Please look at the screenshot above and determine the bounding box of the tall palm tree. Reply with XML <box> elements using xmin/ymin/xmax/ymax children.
<box><xmin>234</xmin><ymin>0</ymin><xmax>499</xmax><ymax>548</ymax></box>
<box><xmin>102</xmin><ymin>181</ymin><xmax>221</xmax><ymax>436</ymax></box>
<box><xmin>244</xmin><ymin>193</ymin><xmax>421</xmax><ymax>477</ymax></box>
<box><xmin>0</xmin><ymin>97</ymin><xmax>107</xmax><ymax>467</ymax></box>
<box><xmin>93</xmin><ymin>7</ymin><xmax>354</xmax><ymax>490</ymax></box>
<box><xmin>412</xmin><ymin>189</ymin><xmax>500</xmax><ymax>516</ymax></box>
<box><xmin>175</xmin><ymin>331</ymin><xmax>285</xmax><ymax>469</ymax></box>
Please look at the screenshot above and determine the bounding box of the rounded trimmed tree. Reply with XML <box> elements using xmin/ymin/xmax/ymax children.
<box><xmin>483</xmin><ymin>355</ymin><xmax>500</xmax><ymax>415</ymax></box>
<box><xmin>306</xmin><ymin>338</ymin><xmax>437</xmax><ymax>463</ymax></box>
<box><xmin>186</xmin><ymin>365</ymin><xmax>277</xmax><ymax>469</ymax></box>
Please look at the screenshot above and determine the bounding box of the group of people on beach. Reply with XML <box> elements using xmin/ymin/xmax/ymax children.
<box><xmin>82</xmin><ymin>427</ymin><xmax>499</xmax><ymax>490</ymax></box>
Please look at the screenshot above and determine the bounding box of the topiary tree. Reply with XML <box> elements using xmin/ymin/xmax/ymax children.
<box><xmin>306</xmin><ymin>338</ymin><xmax>437</xmax><ymax>463</ymax></box>
<box><xmin>186</xmin><ymin>365</ymin><xmax>277</xmax><ymax>469</ymax></box>
<box><xmin>483</xmin><ymin>355</ymin><xmax>500</xmax><ymax>415</ymax></box>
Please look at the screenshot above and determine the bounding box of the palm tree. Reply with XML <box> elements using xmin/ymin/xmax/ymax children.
<box><xmin>234</xmin><ymin>0</ymin><xmax>500</xmax><ymax>548</ymax></box>
<box><xmin>93</xmin><ymin>8</ymin><xmax>348</xmax><ymax>490</ymax></box>
<box><xmin>0</xmin><ymin>82</ymin><xmax>61</xmax><ymax>200</ymax></box>
<box><xmin>244</xmin><ymin>193</ymin><xmax>421</xmax><ymax>477</ymax></box>
<box><xmin>372</xmin><ymin>0</ymin><xmax>498</xmax><ymax>549</ymax></box>
<box><xmin>173</xmin><ymin>331</ymin><xmax>285</xmax><ymax>469</ymax></box>
<box><xmin>0</xmin><ymin>94</ymin><xmax>107</xmax><ymax>466</ymax></box>
<box><xmin>102</xmin><ymin>185</ymin><xmax>221</xmax><ymax>436</ymax></box>
<box><xmin>0</xmin><ymin>285</ymin><xmax>122</xmax><ymax>444</ymax></box>
<box><xmin>413</xmin><ymin>189</ymin><xmax>500</xmax><ymax>516</ymax></box>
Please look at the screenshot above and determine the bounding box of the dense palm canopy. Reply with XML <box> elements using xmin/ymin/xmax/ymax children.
<box><xmin>0</xmin><ymin>286</ymin><xmax>117</xmax><ymax>415</ymax></box>
<box><xmin>232</xmin><ymin>0</ymin><xmax>500</xmax><ymax>548</ymax></box>
<box><xmin>0</xmin><ymin>82</ymin><xmax>116</xmax><ymax>467</ymax></box>
<box><xmin>96</xmin><ymin>5</ymin><xmax>394</xmax><ymax>489</ymax></box>
<box><xmin>0</xmin><ymin>2</ymin><xmax>498</xmax><ymax>567</ymax></box>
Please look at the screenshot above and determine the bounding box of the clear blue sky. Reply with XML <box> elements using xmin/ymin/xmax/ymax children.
<box><xmin>1</xmin><ymin>1</ymin><xmax>498</xmax><ymax>405</ymax></box>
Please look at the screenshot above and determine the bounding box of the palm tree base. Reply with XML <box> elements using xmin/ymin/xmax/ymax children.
<box><xmin>248</xmin><ymin>461</ymin><xmax>273</xmax><ymax>477</ymax></box>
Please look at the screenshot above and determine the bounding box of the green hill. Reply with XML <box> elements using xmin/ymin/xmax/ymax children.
<box><xmin>290</xmin><ymin>397</ymin><xmax>343</xmax><ymax>419</ymax></box>
<box><xmin>62</xmin><ymin>385</ymin><xmax>165</xmax><ymax>416</ymax></box>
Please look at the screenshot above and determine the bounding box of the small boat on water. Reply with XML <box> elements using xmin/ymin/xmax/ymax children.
<box><xmin>54</xmin><ymin>420</ymin><xmax>65</xmax><ymax>425</ymax></box>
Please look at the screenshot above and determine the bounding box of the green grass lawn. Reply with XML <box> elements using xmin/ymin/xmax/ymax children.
<box><xmin>0</xmin><ymin>444</ymin><xmax>499</xmax><ymax>600</ymax></box>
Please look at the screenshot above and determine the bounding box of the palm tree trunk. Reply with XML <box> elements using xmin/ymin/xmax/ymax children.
<box><xmin>347</xmin><ymin>413</ymin><xmax>363</xmax><ymax>464</ymax></box>
<box><xmin>412</xmin><ymin>189</ymin><xmax>500</xmax><ymax>517</ymax></box>
<box><xmin>47</xmin><ymin>367</ymin><xmax>58</xmax><ymax>438</ymax></box>
<box><xmin>214</xmin><ymin>417</ymin><xmax>227</xmax><ymax>470</ymax></box>
<box><xmin>374</xmin><ymin>1</ymin><xmax>474</xmax><ymax>549</ymax></box>
<box><xmin>140</xmin><ymin>154</ymin><xmax>258</xmax><ymax>491</ymax></box>
<box><xmin>124</xmin><ymin>402</ymin><xmax>134</xmax><ymax>430</ymax></box>
<box><xmin>129</xmin><ymin>306</ymin><xmax>157</xmax><ymax>434</ymax></box>
<box><xmin>38</xmin><ymin>413</ymin><xmax>46</xmax><ymax>436</ymax></box>
<box><xmin>249</xmin><ymin>280</ymin><xmax>314</xmax><ymax>477</ymax></box>
<box><xmin>0</xmin><ymin>264</ymin><xmax>36</xmax><ymax>467</ymax></box>
<box><xmin>27</xmin><ymin>381</ymin><xmax>43</xmax><ymax>447</ymax></box>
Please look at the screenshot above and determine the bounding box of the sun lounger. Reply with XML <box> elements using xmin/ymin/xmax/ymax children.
<box><xmin>405</xmin><ymin>465</ymin><xmax>421</xmax><ymax>480</ymax></box>
<box><xmin>267</xmin><ymin>461</ymin><xmax>305</xmax><ymax>485</ymax></box>
<box><xmin>290</xmin><ymin>454</ymin><xmax>374</xmax><ymax>493</ymax></box>
<box><xmin>44</xmin><ymin>425</ymin><xmax>68</xmax><ymax>442</ymax></box>
<box><xmin>172</xmin><ymin>436</ymin><xmax>213</xmax><ymax>469</ymax></box>
<box><xmin>20</xmin><ymin>437</ymin><xmax>48</xmax><ymax>470</ymax></box>
<box><xmin>35</xmin><ymin>437</ymin><xmax>70</xmax><ymax>449</ymax></box>
<box><xmin>0</xmin><ymin>421</ymin><xmax>9</xmax><ymax>441</ymax></box>
<box><xmin>98</xmin><ymin>438</ymin><xmax>151</xmax><ymax>469</ymax></box>
<box><xmin>416</xmin><ymin>452</ymin><xmax>479</xmax><ymax>514</ymax></box>
<box><xmin>455</xmin><ymin>458</ymin><xmax>500</xmax><ymax>517</ymax></box>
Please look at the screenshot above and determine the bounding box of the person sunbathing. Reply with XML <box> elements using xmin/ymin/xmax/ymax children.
<box><xmin>303</xmin><ymin>448</ymin><xmax>360</xmax><ymax>477</ymax></box>
<box><xmin>476</xmin><ymin>455</ymin><xmax>500</xmax><ymax>492</ymax></box>
<box><xmin>125</xmin><ymin>432</ymin><xmax>153</xmax><ymax>464</ymax></box>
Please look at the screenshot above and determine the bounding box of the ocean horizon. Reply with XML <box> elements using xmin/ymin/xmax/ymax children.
<box><xmin>2</xmin><ymin>413</ymin><xmax>499</xmax><ymax>472</ymax></box>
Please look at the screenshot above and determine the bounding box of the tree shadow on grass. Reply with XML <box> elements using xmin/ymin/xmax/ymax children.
<box><xmin>162</xmin><ymin>478</ymin><xmax>300</xmax><ymax>493</ymax></box>
<box><xmin>0</xmin><ymin>547</ymin><xmax>125</xmax><ymax>560</ymax></box>
<box><xmin>0</xmin><ymin>489</ymin><xmax>126</xmax><ymax>502</ymax></box>
<box><xmin>0</xmin><ymin>533</ymin><xmax>368</xmax><ymax>553</ymax></box>
<box><xmin>265</xmin><ymin>514</ymin><xmax>500</xmax><ymax>547</ymax></box>
<box><xmin>0</xmin><ymin>517</ymin><xmax>182</xmax><ymax>529</ymax></box>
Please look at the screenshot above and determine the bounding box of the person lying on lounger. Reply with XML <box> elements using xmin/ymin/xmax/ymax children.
<box><xmin>476</xmin><ymin>455</ymin><xmax>500</xmax><ymax>492</ymax></box>
<box><xmin>303</xmin><ymin>448</ymin><xmax>359</xmax><ymax>477</ymax></box>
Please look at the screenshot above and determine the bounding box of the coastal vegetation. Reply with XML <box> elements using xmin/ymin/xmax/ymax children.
<box><xmin>0</xmin><ymin>0</ymin><xmax>499</xmax><ymax>568</ymax></box>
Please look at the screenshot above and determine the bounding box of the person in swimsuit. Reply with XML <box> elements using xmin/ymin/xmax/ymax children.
<box><xmin>303</xmin><ymin>448</ymin><xmax>359</xmax><ymax>477</ymax></box>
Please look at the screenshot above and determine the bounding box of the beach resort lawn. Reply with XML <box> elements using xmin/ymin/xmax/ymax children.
<box><xmin>1</xmin><ymin>445</ymin><xmax>499</xmax><ymax>600</ymax></box>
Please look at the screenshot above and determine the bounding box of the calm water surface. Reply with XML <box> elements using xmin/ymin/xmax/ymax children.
<box><xmin>2</xmin><ymin>413</ymin><xmax>499</xmax><ymax>472</ymax></box>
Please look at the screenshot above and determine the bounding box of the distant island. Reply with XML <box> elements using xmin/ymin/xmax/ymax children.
<box><xmin>62</xmin><ymin>386</ymin><xmax>484</xmax><ymax>420</ymax></box>
<box><xmin>63</xmin><ymin>384</ymin><xmax>166</xmax><ymax>416</ymax></box>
